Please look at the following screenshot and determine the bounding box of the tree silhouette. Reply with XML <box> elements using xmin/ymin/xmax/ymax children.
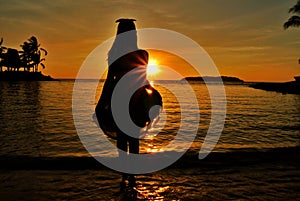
<box><xmin>4</xmin><ymin>48</ymin><xmax>21</xmax><ymax>71</ymax></box>
<box><xmin>20</xmin><ymin>36</ymin><xmax>47</xmax><ymax>72</ymax></box>
<box><xmin>0</xmin><ymin>39</ymin><xmax>21</xmax><ymax>71</ymax></box>
<box><xmin>284</xmin><ymin>0</ymin><xmax>300</xmax><ymax>29</ymax></box>
<box><xmin>0</xmin><ymin>38</ymin><xmax>7</xmax><ymax>72</ymax></box>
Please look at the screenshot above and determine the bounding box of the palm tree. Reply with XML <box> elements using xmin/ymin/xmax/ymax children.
<box><xmin>0</xmin><ymin>38</ymin><xmax>21</xmax><ymax>72</ymax></box>
<box><xmin>4</xmin><ymin>48</ymin><xmax>21</xmax><ymax>71</ymax></box>
<box><xmin>283</xmin><ymin>0</ymin><xmax>300</xmax><ymax>29</ymax></box>
<box><xmin>284</xmin><ymin>0</ymin><xmax>300</xmax><ymax>71</ymax></box>
<box><xmin>20</xmin><ymin>36</ymin><xmax>47</xmax><ymax>72</ymax></box>
<box><xmin>0</xmin><ymin>38</ymin><xmax>7</xmax><ymax>72</ymax></box>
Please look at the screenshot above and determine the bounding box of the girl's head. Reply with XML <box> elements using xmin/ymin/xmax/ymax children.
<box><xmin>108</xmin><ymin>18</ymin><xmax>138</xmax><ymax>64</ymax></box>
<box><xmin>115</xmin><ymin>18</ymin><xmax>136</xmax><ymax>35</ymax></box>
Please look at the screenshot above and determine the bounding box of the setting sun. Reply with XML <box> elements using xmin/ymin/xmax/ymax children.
<box><xmin>147</xmin><ymin>59</ymin><xmax>160</xmax><ymax>76</ymax></box>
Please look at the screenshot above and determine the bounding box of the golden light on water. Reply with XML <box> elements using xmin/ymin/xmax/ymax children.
<box><xmin>146</xmin><ymin>135</ymin><xmax>164</xmax><ymax>154</ymax></box>
<box><xmin>146</xmin><ymin>145</ymin><xmax>162</xmax><ymax>154</ymax></box>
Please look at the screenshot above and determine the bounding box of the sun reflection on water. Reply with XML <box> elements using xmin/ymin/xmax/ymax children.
<box><xmin>146</xmin><ymin>144</ymin><xmax>162</xmax><ymax>154</ymax></box>
<box><xmin>134</xmin><ymin>182</ymin><xmax>170</xmax><ymax>201</ymax></box>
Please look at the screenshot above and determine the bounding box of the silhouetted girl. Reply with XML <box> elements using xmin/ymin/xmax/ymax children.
<box><xmin>96</xmin><ymin>19</ymin><xmax>162</xmax><ymax>188</ymax></box>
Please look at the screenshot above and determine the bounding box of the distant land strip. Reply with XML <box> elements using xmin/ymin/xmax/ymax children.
<box><xmin>0</xmin><ymin>71</ymin><xmax>57</xmax><ymax>81</ymax></box>
<box><xmin>182</xmin><ymin>76</ymin><xmax>244</xmax><ymax>83</ymax></box>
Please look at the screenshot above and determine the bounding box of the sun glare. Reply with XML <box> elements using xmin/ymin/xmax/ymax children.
<box><xmin>147</xmin><ymin>59</ymin><xmax>159</xmax><ymax>76</ymax></box>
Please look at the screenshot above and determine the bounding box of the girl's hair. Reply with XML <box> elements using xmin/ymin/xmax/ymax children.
<box><xmin>108</xmin><ymin>19</ymin><xmax>138</xmax><ymax>65</ymax></box>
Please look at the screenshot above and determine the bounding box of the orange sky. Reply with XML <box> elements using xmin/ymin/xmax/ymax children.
<box><xmin>147</xmin><ymin>50</ymin><xmax>199</xmax><ymax>80</ymax></box>
<box><xmin>1</xmin><ymin>0</ymin><xmax>299</xmax><ymax>82</ymax></box>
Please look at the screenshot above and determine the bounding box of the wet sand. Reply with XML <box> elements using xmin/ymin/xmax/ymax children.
<box><xmin>1</xmin><ymin>148</ymin><xmax>299</xmax><ymax>200</ymax></box>
<box><xmin>0</xmin><ymin>164</ymin><xmax>299</xmax><ymax>200</ymax></box>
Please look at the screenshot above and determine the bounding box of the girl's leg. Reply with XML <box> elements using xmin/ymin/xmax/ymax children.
<box><xmin>117</xmin><ymin>132</ymin><xmax>129</xmax><ymax>190</ymax></box>
<box><xmin>117</xmin><ymin>132</ymin><xmax>128</xmax><ymax>153</ymax></box>
<box><xmin>128</xmin><ymin>136</ymin><xmax>139</xmax><ymax>154</ymax></box>
<box><xmin>128</xmin><ymin>136</ymin><xmax>139</xmax><ymax>187</ymax></box>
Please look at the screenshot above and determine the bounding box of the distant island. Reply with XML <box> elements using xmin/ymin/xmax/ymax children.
<box><xmin>0</xmin><ymin>36</ymin><xmax>57</xmax><ymax>81</ymax></box>
<box><xmin>249</xmin><ymin>76</ymin><xmax>300</xmax><ymax>94</ymax></box>
<box><xmin>181</xmin><ymin>76</ymin><xmax>300</xmax><ymax>94</ymax></box>
<box><xmin>0</xmin><ymin>71</ymin><xmax>56</xmax><ymax>81</ymax></box>
<box><xmin>182</xmin><ymin>76</ymin><xmax>244</xmax><ymax>83</ymax></box>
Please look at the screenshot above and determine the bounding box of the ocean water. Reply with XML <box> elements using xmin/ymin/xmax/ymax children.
<box><xmin>0</xmin><ymin>80</ymin><xmax>299</xmax><ymax>158</ymax></box>
<box><xmin>0</xmin><ymin>80</ymin><xmax>299</xmax><ymax>200</ymax></box>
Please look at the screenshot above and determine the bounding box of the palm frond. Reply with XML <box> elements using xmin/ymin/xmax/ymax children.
<box><xmin>289</xmin><ymin>0</ymin><xmax>300</xmax><ymax>14</ymax></box>
<box><xmin>40</xmin><ymin>48</ymin><xmax>48</xmax><ymax>56</ymax></box>
<box><xmin>30</xmin><ymin>36</ymin><xmax>38</xmax><ymax>44</ymax></box>
<box><xmin>40</xmin><ymin>63</ymin><xmax>45</xmax><ymax>69</ymax></box>
<box><xmin>284</xmin><ymin>15</ymin><xmax>300</xmax><ymax>29</ymax></box>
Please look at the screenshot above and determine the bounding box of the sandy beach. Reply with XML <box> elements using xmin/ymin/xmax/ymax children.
<box><xmin>1</xmin><ymin>148</ymin><xmax>299</xmax><ymax>201</ymax></box>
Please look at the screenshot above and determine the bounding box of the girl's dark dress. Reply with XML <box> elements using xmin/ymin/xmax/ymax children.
<box><xmin>95</xmin><ymin>49</ymin><xmax>162</xmax><ymax>153</ymax></box>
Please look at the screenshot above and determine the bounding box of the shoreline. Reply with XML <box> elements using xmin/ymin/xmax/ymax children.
<box><xmin>1</xmin><ymin>146</ymin><xmax>298</xmax><ymax>170</ymax></box>
<box><xmin>1</xmin><ymin>147</ymin><xmax>299</xmax><ymax>200</ymax></box>
<box><xmin>249</xmin><ymin>81</ymin><xmax>300</xmax><ymax>94</ymax></box>
<box><xmin>0</xmin><ymin>71</ymin><xmax>58</xmax><ymax>81</ymax></box>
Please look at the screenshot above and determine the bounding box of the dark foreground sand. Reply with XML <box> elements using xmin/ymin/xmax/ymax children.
<box><xmin>1</xmin><ymin>148</ymin><xmax>299</xmax><ymax>200</ymax></box>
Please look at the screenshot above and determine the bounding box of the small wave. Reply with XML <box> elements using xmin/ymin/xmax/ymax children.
<box><xmin>1</xmin><ymin>146</ymin><xmax>299</xmax><ymax>170</ymax></box>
